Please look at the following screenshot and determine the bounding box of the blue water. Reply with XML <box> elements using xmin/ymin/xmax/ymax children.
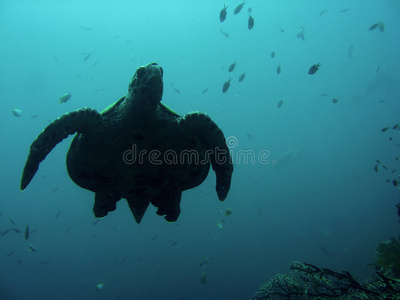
<box><xmin>1</xmin><ymin>1</ymin><xmax>400</xmax><ymax>299</ymax></box>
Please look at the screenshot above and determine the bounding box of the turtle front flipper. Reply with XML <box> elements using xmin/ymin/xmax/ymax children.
<box><xmin>20</xmin><ymin>108</ymin><xmax>104</xmax><ymax>190</ymax></box>
<box><xmin>180</xmin><ymin>112</ymin><xmax>233</xmax><ymax>201</ymax></box>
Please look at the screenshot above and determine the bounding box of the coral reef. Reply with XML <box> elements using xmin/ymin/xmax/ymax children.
<box><xmin>252</xmin><ymin>261</ymin><xmax>400</xmax><ymax>299</ymax></box>
<box><xmin>376</xmin><ymin>235</ymin><xmax>400</xmax><ymax>279</ymax></box>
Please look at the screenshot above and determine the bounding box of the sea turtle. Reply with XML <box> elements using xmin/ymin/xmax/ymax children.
<box><xmin>20</xmin><ymin>62</ymin><xmax>233</xmax><ymax>223</ymax></box>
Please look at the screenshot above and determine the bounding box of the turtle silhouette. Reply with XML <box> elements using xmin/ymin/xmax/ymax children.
<box><xmin>20</xmin><ymin>62</ymin><xmax>233</xmax><ymax>223</ymax></box>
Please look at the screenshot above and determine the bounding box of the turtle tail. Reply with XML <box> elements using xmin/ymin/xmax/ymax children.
<box><xmin>181</xmin><ymin>112</ymin><xmax>233</xmax><ymax>201</ymax></box>
<box><xmin>20</xmin><ymin>108</ymin><xmax>103</xmax><ymax>190</ymax></box>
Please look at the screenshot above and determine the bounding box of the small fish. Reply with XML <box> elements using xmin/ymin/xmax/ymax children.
<box><xmin>248</xmin><ymin>15</ymin><xmax>254</xmax><ymax>30</ymax></box>
<box><xmin>391</xmin><ymin>169</ymin><xmax>397</xmax><ymax>173</ymax></box>
<box><xmin>30</xmin><ymin>115</ymin><xmax>38</xmax><ymax>118</ymax></box>
<box><xmin>83</xmin><ymin>52</ymin><xmax>92</xmax><ymax>61</ymax></box>
<box><xmin>24</xmin><ymin>224</ymin><xmax>29</xmax><ymax>240</ymax></box>
<box><xmin>96</xmin><ymin>283</ymin><xmax>104</xmax><ymax>291</ymax></box>
<box><xmin>378</xmin><ymin>22</ymin><xmax>385</xmax><ymax>32</ymax></box>
<box><xmin>319</xmin><ymin>246</ymin><xmax>335</xmax><ymax>258</ymax></box>
<box><xmin>10</xmin><ymin>228</ymin><xmax>20</xmax><ymax>234</ymax></box>
<box><xmin>1</xmin><ymin>229</ymin><xmax>10</xmax><ymax>236</ymax></box>
<box><xmin>347</xmin><ymin>45</ymin><xmax>354</xmax><ymax>58</ymax></box>
<box><xmin>271</xmin><ymin>51</ymin><xmax>275</xmax><ymax>58</ymax></box>
<box><xmin>217</xmin><ymin>220</ymin><xmax>226</xmax><ymax>228</ymax></box>
<box><xmin>199</xmin><ymin>257</ymin><xmax>208</xmax><ymax>267</ymax></box>
<box><xmin>340</xmin><ymin>7</ymin><xmax>352</xmax><ymax>13</ymax></box>
<box><xmin>276</xmin><ymin>65</ymin><xmax>281</xmax><ymax>74</ymax></box>
<box><xmin>332</xmin><ymin>98</ymin><xmax>338</xmax><ymax>104</ymax></box>
<box><xmin>12</xmin><ymin>109</ymin><xmax>23</xmax><ymax>117</ymax></box>
<box><xmin>319</xmin><ymin>9</ymin><xmax>327</xmax><ymax>16</ymax></box>
<box><xmin>30</xmin><ymin>229</ymin><xmax>37</xmax><ymax>234</ymax></box>
<box><xmin>238</xmin><ymin>72</ymin><xmax>246</xmax><ymax>82</ymax></box>
<box><xmin>228</xmin><ymin>61</ymin><xmax>237</xmax><ymax>72</ymax></box>
<box><xmin>375</xmin><ymin>65</ymin><xmax>380</xmax><ymax>73</ymax></box>
<box><xmin>308</xmin><ymin>63</ymin><xmax>321</xmax><ymax>75</ymax></box>
<box><xmin>202</xmin><ymin>88</ymin><xmax>209</xmax><ymax>94</ymax></box>
<box><xmin>381</xmin><ymin>127</ymin><xmax>389</xmax><ymax>132</ymax></box>
<box><xmin>393</xmin><ymin>180</ymin><xmax>399</xmax><ymax>187</ymax></box>
<box><xmin>59</xmin><ymin>92</ymin><xmax>71</xmax><ymax>104</ymax></box>
<box><xmin>224</xmin><ymin>208</ymin><xmax>233</xmax><ymax>217</ymax></box>
<box><xmin>200</xmin><ymin>272</ymin><xmax>207</xmax><ymax>285</ymax></box>
<box><xmin>320</xmin><ymin>93</ymin><xmax>328</xmax><ymax>97</ymax></box>
<box><xmin>80</xmin><ymin>25</ymin><xmax>92</xmax><ymax>31</ymax></box>
<box><xmin>51</xmin><ymin>187</ymin><xmax>59</xmax><ymax>192</ymax></box>
<box><xmin>369</xmin><ymin>23</ymin><xmax>379</xmax><ymax>31</ymax></box>
<box><xmin>171</xmin><ymin>83</ymin><xmax>180</xmax><ymax>94</ymax></box>
<box><xmin>222</xmin><ymin>78</ymin><xmax>232</xmax><ymax>93</ymax></box>
<box><xmin>92</xmin><ymin>219</ymin><xmax>101</xmax><ymax>225</ymax></box>
<box><xmin>246</xmin><ymin>132</ymin><xmax>252</xmax><ymax>139</ymax></box>
<box><xmin>10</xmin><ymin>218</ymin><xmax>15</xmax><ymax>225</ymax></box>
<box><xmin>220</xmin><ymin>4</ymin><xmax>228</xmax><ymax>22</ymax></box>
<box><xmin>297</xmin><ymin>26</ymin><xmax>305</xmax><ymax>41</ymax></box>
<box><xmin>55</xmin><ymin>211</ymin><xmax>62</xmax><ymax>219</ymax></box>
<box><xmin>219</xmin><ymin>28</ymin><xmax>229</xmax><ymax>38</ymax></box>
<box><xmin>6</xmin><ymin>251</ymin><xmax>15</xmax><ymax>257</ymax></box>
<box><xmin>93</xmin><ymin>88</ymin><xmax>106</xmax><ymax>93</ymax></box>
<box><xmin>233</xmin><ymin>1</ymin><xmax>245</xmax><ymax>15</ymax></box>
<box><xmin>382</xmin><ymin>164</ymin><xmax>388</xmax><ymax>170</ymax></box>
<box><xmin>27</xmin><ymin>243</ymin><xmax>36</xmax><ymax>252</ymax></box>
<box><xmin>53</xmin><ymin>55</ymin><xmax>59</xmax><ymax>63</ymax></box>
<box><xmin>374</xmin><ymin>164</ymin><xmax>378</xmax><ymax>173</ymax></box>
<box><xmin>170</xmin><ymin>240</ymin><xmax>178</xmax><ymax>246</ymax></box>
<box><xmin>277</xmin><ymin>100</ymin><xmax>283</xmax><ymax>108</ymax></box>
<box><xmin>248</xmin><ymin>7</ymin><xmax>252</xmax><ymax>13</ymax></box>
<box><xmin>92</xmin><ymin>61</ymin><xmax>98</xmax><ymax>67</ymax></box>
<box><xmin>65</xmin><ymin>227</ymin><xmax>72</xmax><ymax>234</ymax></box>
<box><xmin>392</xmin><ymin>124</ymin><xmax>399</xmax><ymax>130</ymax></box>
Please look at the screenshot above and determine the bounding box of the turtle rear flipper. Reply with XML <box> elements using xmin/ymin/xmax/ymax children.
<box><xmin>180</xmin><ymin>112</ymin><xmax>233</xmax><ymax>201</ymax></box>
<box><xmin>20</xmin><ymin>108</ymin><xmax>103</xmax><ymax>190</ymax></box>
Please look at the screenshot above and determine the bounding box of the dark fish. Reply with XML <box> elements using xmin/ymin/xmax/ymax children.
<box><xmin>374</xmin><ymin>164</ymin><xmax>378</xmax><ymax>173</ymax></box>
<box><xmin>381</xmin><ymin>127</ymin><xmax>389</xmax><ymax>132</ymax></box>
<box><xmin>391</xmin><ymin>169</ymin><xmax>397</xmax><ymax>173</ymax></box>
<box><xmin>238</xmin><ymin>72</ymin><xmax>246</xmax><ymax>82</ymax></box>
<box><xmin>171</xmin><ymin>83</ymin><xmax>180</xmax><ymax>94</ymax></box>
<box><xmin>332</xmin><ymin>98</ymin><xmax>338</xmax><ymax>104</ymax></box>
<box><xmin>83</xmin><ymin>52</ymin><xmax>91</xmax><ymax>61</ymax></box>
<box><xmin>10</xmin><ymin>218</ymin><xmax>15</xmax><ymax>225</ymax></box>
<box><xmin>92</xmin><ymin>219</ymin><xmax>100</xmax><ymax>225</ymax></box>
<box><xmin>319</xmin><ymin>9</ymin><xmax>327</xmax><ymax>16</ymax></box>
<box><xmin>51</xmin><ymin>187</ymin><xmax>59</xmax><ymax>192</ymax></box>
<box><xmin>6</xmin><ymin>251</ymin><xmax>15</xmax><ymax>257</ymax></box>
<box><xmin>393</xmin><ymin>180</ymin><xmax>399</xmax><ymax>187</ymax></box>
<box><xmin>228</xmin><ymin>61</ymin><xmax>237</xmax><ymax>72</ymax></box>
<box><xmin>248</xmin><ymin>15</ymin><xmax>254</xmax><ymax>30</ymax></box>
<box><xmin>276</xmin><ymin>65</ymin><xmax>281</xmax><ymax>74</ymax></box>
<box><xmin>277</xmin><ymin>100</ymin><xmax>283</xmax><ymax>108</ymax></box>
<box><xmin>381</xmin><ymin>164</ymin><xmax>388</xmax><ymax>170</ymax></box>
<box><xmin>392</xmin><ymin>124</ymin><xmax>399</xmax><ymax>130</ymax></box>
<box><xmin>10</xmin><ymin>228</ymin><xmax>20</xmax><ymax>234</ymax></box>
<box><xmin>222</xmin><ymin>78</ymin><xmax>232</xmax><ymax>93</ymax></box>
<box><xmin>271</xmin><ymin>51</ymin><xmax>275</xmax><ymax>58</ymax></box>
<box><xmin>233</xmin><ymin>1</ymin><xmax>245</xmax><ymax>14</ymax></box>
<box><xmin>220</xmin><ymin>4</ymin><xmax>228</xmax><ymax>22</ymax></box>
<box><xmin>308</xmin><ymin>62</ymin><xmax>321</xmax><ymax>75</ymax></box>
<box><xmin>55</xmin><ymin>211</ymin><xmax>62</xmax><ymax>219</ymax></box>
<box><xmin>202</xmin><ymin>88</ymin><xmax>208</xmax><ymax>94</ymax></box>
<box><xmin>24</xmin><ymin>224</ymin><xmax>29</xmax><ymax>240</ymax></box>
<box><xmin>170</xmin><ymin>240</ymin><xmax>178</xmax><ymax>246</ymax></box>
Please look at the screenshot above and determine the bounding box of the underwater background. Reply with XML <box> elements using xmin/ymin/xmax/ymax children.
<box><xmin>1</xmin><ymin>0</ymin><xmax>400</xmax><ymax>299</ymax></box>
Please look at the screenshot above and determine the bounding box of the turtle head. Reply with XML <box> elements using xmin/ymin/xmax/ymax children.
<box><xmin>128</xmin><ymin>62</ymin><xmax>164</xmax><ymax>106</ymax></box>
